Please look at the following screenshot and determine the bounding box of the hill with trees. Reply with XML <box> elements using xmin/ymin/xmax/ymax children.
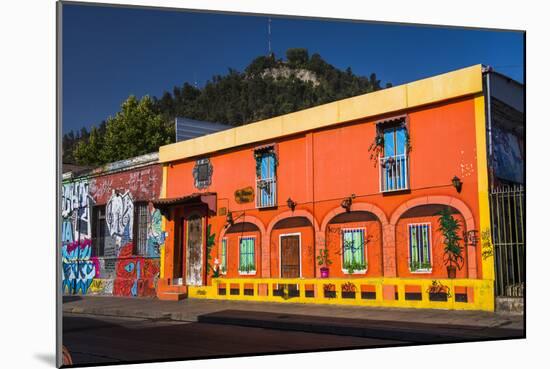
<box><xmin>64</xmin><ymin>48</ymin><xmax>391</xmax><ymax>166</ymax></box>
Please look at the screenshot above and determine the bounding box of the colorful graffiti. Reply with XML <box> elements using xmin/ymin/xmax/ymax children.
<box><xmin>62</xmin><ymin>162</ymin><xmax>162</xmax><ymax>297</ymax></box>
<box><xmin>62</xmin><ymin>179</ymin><xmax>96</xmax><ymax>294</ymax></box>
<box><xmin>62</xmin><ymin>180</ymin><xmax>92</xmax><ymax>238</ymax></box>
<box><xmin>493</xmin><ymin>126</ymin><xmax>525</xmax><ymax>183</ymax></box>
<box><xmin>113</xmin><ymin>243</ymin><xmax>160</xmax><ymax>297</ymax></box>
<box><xmin>61</xmin><ymin>239</ymin><xmax>99</xmax><ymax>294</ymax></box>
<box><xmin>146</xmin><ymin>209</ymin><xmax>165</xmax><ymax>257</ymax></box>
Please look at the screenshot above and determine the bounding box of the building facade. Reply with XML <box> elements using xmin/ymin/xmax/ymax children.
<box><xmin>61</xmin><ymin>153</ymin><xmax>165</xmax><ymax>297</ymax></box>
<box><xmin>153</xmin><ymin>65</ymin><xmax>515</xmax><ymax>311</ymax></box>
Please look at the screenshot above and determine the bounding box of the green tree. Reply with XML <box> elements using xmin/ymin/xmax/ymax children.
<box><xmin>75</xmin><ymin>96</ymin><xmax>173</xmax><ymax>165</ymax></box>
<box><xmin>73</xmin><ymin>125</ymin><xmax>105</xmax><ymax>166</ymax></box>
<box><xmin>286</xmin><ymin>48</ymin><xmax>309</xmax><ymax>66</ymax></box>
<box><xmin>101</xmin><ymin>95</ymin><xmax>174</xmax><ymax>162</ymax></box>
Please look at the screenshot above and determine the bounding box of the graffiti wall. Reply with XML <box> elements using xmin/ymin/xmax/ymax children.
<box><xmin>492</xmin><ymin>126</ymin><xmax>525</xmax><ymax>184</ymax></box>
<box><xmin>61</xmin><ymin>162</ymin><xmax>164</xmax><ymax>297</ymax></box>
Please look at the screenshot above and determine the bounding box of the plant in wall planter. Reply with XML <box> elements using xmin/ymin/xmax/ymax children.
<box><xmin>409</xmin><ymin>261</ymin><xmax>432</xmax><ymax>272</ymax></box>
<box><xmin>437</xmin><ymin>206</ymin><xmax>464</xmax><ymax>278</ymax></box>
<box><xmin>316</xmin><ymin>248</ymin><xmax>333</xmax><ymax>278</ymax></box>
<box><xmin>239</xmin><ymin>263</ymin><xmax>256</xmax><ymax>274</ymax></box>
<box><xmin>343</xmin><ymin>260</ymin><xmax>367</xmax><ymax>274</ymax></box>
<box><xmin>323</xmin><ymin>283</ymin><xmax>336</xmax><ymax>299</ymax></box>
<box><xmin>341</xmin><ymin>281</ymin><xmax>357</xmax><ymax>299</ymax></box>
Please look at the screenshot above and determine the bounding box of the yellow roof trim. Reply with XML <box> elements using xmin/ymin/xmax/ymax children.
<box><xmin>159</xmin><ymin>64</ymin><xmax>482</xmax><ymax>163</ymax></box>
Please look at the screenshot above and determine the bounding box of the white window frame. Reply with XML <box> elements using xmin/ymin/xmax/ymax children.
<box><xmin>340</xmin><ymin>227</ymin><xmax>368</xmax><ymax>275</ymax></box>
<box><xmin>237</xmin><ymin>235</ymin><xmax>257</xmax><ymax>276</ymax></box>
<box><xmin>255</xmin><ymin>149</ymin><xmax>277</xmax><ymax>208</ymax></box>
<box><xmin>278</xmin><ymin>233</ymin><xmax>302</xmax><ymax>278</ymax></box>
<box><xmin>407</xmin><ymin>222</ymin><xmax>433</xmax><ymax>274</ymax></box>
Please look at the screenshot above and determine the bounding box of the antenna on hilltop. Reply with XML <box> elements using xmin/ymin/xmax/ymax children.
<box><xmin>268</xmin><ymin>17</ymin><xmax>272</xmax><ymax>56</ymax></box>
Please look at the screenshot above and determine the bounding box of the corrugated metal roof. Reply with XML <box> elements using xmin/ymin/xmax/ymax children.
<box><xmin>175</xmin><ymin>117</ymin><xmax>231</xmax><ymax>142</ymax></box>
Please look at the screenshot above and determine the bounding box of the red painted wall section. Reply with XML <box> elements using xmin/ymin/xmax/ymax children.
<box><xmin>90</xmin><ymin>164</ymin><xmax>162</xmax><ymax>205</ymax></box>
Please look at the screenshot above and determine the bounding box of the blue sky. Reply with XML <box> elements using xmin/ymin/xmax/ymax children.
<box><xmin>62</xmin><ymin>4</ymin><xmax>524</xmax><ymax>134</ymax></box>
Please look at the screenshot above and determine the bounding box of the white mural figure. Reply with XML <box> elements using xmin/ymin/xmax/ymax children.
<box><xmin>106</xmin><ymin>190</ymin><xmax>134</xmax><ymax>254</ymax></box>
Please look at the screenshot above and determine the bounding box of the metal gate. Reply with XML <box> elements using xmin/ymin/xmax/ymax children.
<box><xmin>490</xmin><ymin>185</ymin><xmax>525</xmax><ymax>297</ymax></box>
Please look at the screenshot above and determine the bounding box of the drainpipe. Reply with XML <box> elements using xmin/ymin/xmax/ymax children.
<box><xmin>483</xmin><ymin>65</ymin><xmax>494</xmax><ymax>186</ymax></box>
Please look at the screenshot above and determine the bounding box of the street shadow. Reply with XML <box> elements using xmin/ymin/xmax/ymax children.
<box><xmin>63</xmin><ymin>296</ymin><xmax>83</xmax><ymax>303</ymax></box>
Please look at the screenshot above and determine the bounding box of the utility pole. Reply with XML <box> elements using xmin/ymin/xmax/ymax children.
<box><xmin>268</xmin><ymin>17</ymin><xmax>272</xmax><ymax>56</ymax></box>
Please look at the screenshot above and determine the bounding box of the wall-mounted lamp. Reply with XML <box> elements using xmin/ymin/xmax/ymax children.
<box><xmin>225</xmin><ymin>211</ymin><xmax>245</xmax><ymax>228</ymax></box>
<box><xmin>341</xmin><ymin>194</ymin><xmax>356</xmax><ymax>212</ymax></box>
<box><xmin>287</xmin><ymin>197</ymin><xmax>297</xmax><ymax>211</ymax></box>
<box><xmin>451</xmin><ymin>176</ymin><xmax>463</xmax><ymax>193</ymax></box>
<box><xmin>225</xmin><ymin>212</ymin><xmax>234</xmax><ymax>228</ymax></box>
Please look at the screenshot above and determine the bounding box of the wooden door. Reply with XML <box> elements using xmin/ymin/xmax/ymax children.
<box><xmin>280</xmin><ymin>235</ymin><xmax>300</xmax><ymax>278</ymax></box>
<box><xmin>172</xmin><ymin>217</ymin><xmax>184</xmax><ymax>282</ymax></box>
<box><xmin>185</xmin><ymin>214</ymin><xmax>203</xmax><ymax>286</ymax></box>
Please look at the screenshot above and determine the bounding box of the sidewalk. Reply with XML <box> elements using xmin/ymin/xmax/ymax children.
<box><xmin>62</xmin><ymin>295</ymin><xmax>524</xmax><ymax>331</ymax></box>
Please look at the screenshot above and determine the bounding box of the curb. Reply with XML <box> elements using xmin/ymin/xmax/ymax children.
<box><xmin>197</xmin><ymin>310</ymin><xmax>524</xmax><ymax>343</ymax></box>
<box><xmin>63</xmin><ymin>307</ymin><xmax>193</xmax><ymax>322</ymax></box>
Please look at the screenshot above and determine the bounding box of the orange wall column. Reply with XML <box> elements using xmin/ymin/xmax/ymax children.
<box><xmin>261</xmin><ymin>234</ymin><xmax>270</xmax><ymax>277</ymax></box>
<box><xmin>382</xmin><ymin>224</ymin><xmax>397</xmax><ymax>277</ymax></box>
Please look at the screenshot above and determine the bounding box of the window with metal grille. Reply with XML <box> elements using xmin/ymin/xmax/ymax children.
<box><xmin>341</xmin><ymin>228</ymin><xmax>367</xmax><ymax>273</ymax></box>
<box><xmin>239</xmin><ymin>236</ymin><xmax>255</xmax><ymax>274</ymax></box>
<box><xmin>92</xmin><ymin>205</ymin><xmax>106</xmax><ymax>257</ymax></box>
<box><xmin>408</xmin><ymin>223</ymin><xmax>432</xmax><ymax>272</ymax></box>
<box><xmin>220</xmin><ymin>238</ymin><xmax>227</xmax><ymax>274</ymax></box>
<box><xmin>379</xmin><ymin>121</ymin><xmax>409</xmax><ymax>192</ymax></box>
<box><xmin>255</xmin><ymin>148</ymin><xmax>277</xmax><ymax>208</ymax></box>
<box><xmin>134</xmin><ymin>203</ymin><xmax>149</xmax><ymax>256</ymax></box>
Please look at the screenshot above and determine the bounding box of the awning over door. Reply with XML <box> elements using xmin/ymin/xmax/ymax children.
<box><xmin>151</xmin><ymin>192</ymin><xmax>217</xmax><ymax>218</ymax></box>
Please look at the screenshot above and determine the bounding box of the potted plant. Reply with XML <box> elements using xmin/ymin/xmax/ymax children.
<box><xmin>437</xmin><ymin>207</ymin><xmax>464</xmax><ymax>278</ymax></box>
<box><xmin>368</xmin><ymin>132</ymin><xmax>385</xmax><ymax>164</ymax></box>
<box><xmin>317</xmin><ymin>247</ymin><xmax>332</xmax><ymax>278</ymax></box>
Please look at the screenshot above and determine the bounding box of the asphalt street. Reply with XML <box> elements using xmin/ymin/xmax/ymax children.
<box><xmin>63</xmin><ymin>313</ymin><xmax>406</xmax><ymax>366</ymax></box>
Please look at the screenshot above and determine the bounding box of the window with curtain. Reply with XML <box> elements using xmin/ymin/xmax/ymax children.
<box><xmin>341</xmin><ymin>228</ymin><xmax>367</xmax><ymax>273</ymax></box>
<box><xmin>239</xmin><ymin>237</ymin><xmax>255</xmax><ymax>274</ymax></box>
<box><xmin>221</xmin><ymin>238</ymin><xmax>227</xmax><ymax>274</ymax></box>
<box><xmin>409</xmin><ymin>223</ymin><xmax>432</xmax><ymax>272</ymax></box>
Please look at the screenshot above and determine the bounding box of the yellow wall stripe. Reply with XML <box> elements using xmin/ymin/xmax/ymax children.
<box><xmin>474</xmin><ymin>94</ymin><xmax>495</xmax><ymax>288</ymax></box>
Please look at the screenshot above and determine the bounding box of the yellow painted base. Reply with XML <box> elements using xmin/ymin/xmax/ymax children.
<box><xmin>188</xmin><ymin>277</ymin><xmax>494</xmax><ymax>312</ymax></box>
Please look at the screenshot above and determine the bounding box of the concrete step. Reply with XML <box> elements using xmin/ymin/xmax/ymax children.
<box><xmin>157</xmin><ymin>292</ymin><xmax>187</xmax><ymax>301</ymax></box>
<box><xmin>162</xmin><ymin>284</ymin><xmax>188</xmax><ymax>294</ymax></box>
<box><xmin>197</xmin><ymin>310</ymin><xmax>524</xmax><ymax>343</ymax></box>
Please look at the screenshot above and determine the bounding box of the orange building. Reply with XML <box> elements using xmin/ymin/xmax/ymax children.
<box><xmin>154</xmin><ymin>65</ymin><xmax>523</xmax><ymax>311</ymax></box>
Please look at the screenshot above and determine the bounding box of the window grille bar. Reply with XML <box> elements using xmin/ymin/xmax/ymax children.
<box><xmin>490</xmin><ymin>185</ymin><xmax>525</xmax><ymax>297</ymax></box>
<box><xmin>379</xmin><ymin>153</ymin><xmax>409</xmax><ymax>192</ymax></box>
